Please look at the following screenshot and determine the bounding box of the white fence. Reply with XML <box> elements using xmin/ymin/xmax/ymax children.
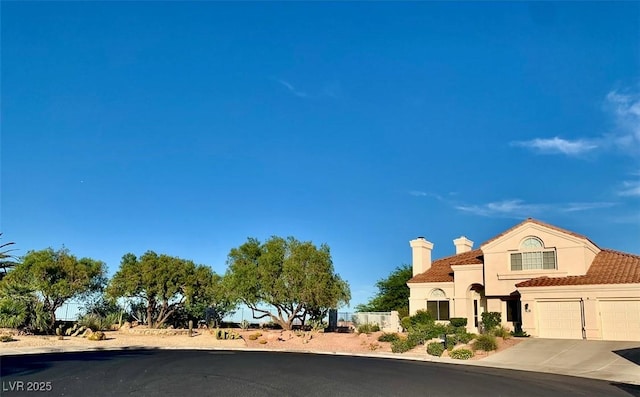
<box><xmin>352</xmin><ymin>311</ymin><xmax>401</xmax><ymax>333</ymax></box>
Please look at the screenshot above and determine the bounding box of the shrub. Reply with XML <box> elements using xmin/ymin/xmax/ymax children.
<box><xmin>511</xmin><ymin>330</ymin><xmax>529</xmax><ymax>337</ymax></box>
<box><xmin>449</xmin><ymin>348</ymin><xmax>474</xmax><ymax>360</ymax></box>
<box><xmin>391</xmin><ymin>337</ymin><xmax>416</xmax><ymax>353</ymax></box>
<box><xmin>401</xmin><ymin>316</ymin><xmax>412</xmax><ymax>331</ymax></box>
<box><xmin>0</xmin><ymin>299</ymin><xmax>28</xmax><ymax>329</ymax></box>
<box><xmin>357</xmin><ymin>323</ymin><xmax>380</xmax><ymax>334</ymax></box>
<box><xmin>240</xmin><ymin>320</ymin><xmax>250</xmax><ymax>330</ymax></box>
<box><xmin>472</xmin><ymin>334</ymin><xmax>498</xmax><ymax>351</ymax></box>
<box><xmin>378</xmin><ymin>332</ymin><xmax>400</xmax><ymax>343</ymax></box>
<box><xmin>457</xmin><ymin>331</ymin><xmax>476</xmax><ymax>344</ymax></box>
<box><xmin>77</xmin><ymin>313</ymin><xmax>103</xmax><ymax>331</ymax></box>
<box><xmin>493</xmin><ymin>325</ymin><xmax>511</xmax><ymax>339</ymax></box>
<box><xmin>258</xmin><ymin>339</ymin><xmax>267</xmax><ymax>344</ymax></box>
<box><xmin>449</xmin><ymin>317</ymin><xmax>467</xmax><ymax>328</ymax></box>
<box><xmin>480</xmin><ymin>312</ymin><xmax>501</xmax><ymax>333</ymax></box>
<box><xmin>248</xmin><ymin>333</ymin><xmax>262</xmax><ymax>341</ymax></box>
<box><xmin>427</xmin><ymin>342</ymin><xmax>445</xmax><ymax>357</ymax></box>
<box><xmin>411</xmin><ymin>310</ymin><xmax>433</xmax><ymax>326</ymax></box>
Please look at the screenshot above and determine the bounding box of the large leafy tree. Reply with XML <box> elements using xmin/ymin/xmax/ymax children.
<box><xmin>224</xmin><ymin>236</ymin><xmax>351</xmax><ymax>330</ymax></box>
<box><xmin>2</xmin><ymin>247</ymin><xmax>106</xmax><ymax>330</ymax></box>
<box><xmin>355</xmin><ymin>264</ymin><xmax>412</xmax><ymax>316</ymax></box>
<box><xmin>107</xmin><ymin>251</ymin><xmax>216</xmax><ymax>328</ymax></box>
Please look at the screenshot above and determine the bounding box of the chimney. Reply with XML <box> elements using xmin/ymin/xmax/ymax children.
<box><xmin>453</xmin><ymin>236</ymin><xmax>474</xmax><ymax>254</ymax></box>
<box><xmin>410</xmin><ymin>237</ymin><xmax>434</xmax><ymax>276</ymax></box>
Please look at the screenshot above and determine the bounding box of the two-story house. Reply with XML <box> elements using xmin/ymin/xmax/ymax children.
<box><xmin>407</xmin><ymin>218</ymin><xmax>640</xmax><ymax>341</ymax></box>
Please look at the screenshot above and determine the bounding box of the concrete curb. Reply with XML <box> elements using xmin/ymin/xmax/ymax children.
<box><xmin>1</xmin><ymin>344</ymin><xmax>638</xmax><ymax>386</ymax></box>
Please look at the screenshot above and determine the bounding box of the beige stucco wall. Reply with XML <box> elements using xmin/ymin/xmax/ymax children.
<box><xmin>481</xmin><ymin>223</ymin><xmax>599</xmax><ymax>296</ymax></box>
<box><xmin>519</xmin><ymin>284</ymin><xmax>640</xmax><ymax>339</ymax></box>
<box><xmin>408</xmin><ymin>282</ymin><xmax>454</xmax><ymax>315</ymax></box>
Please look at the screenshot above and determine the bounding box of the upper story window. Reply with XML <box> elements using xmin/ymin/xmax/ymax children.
<box><xmin>510</xmin><ymin>237</ymin><xmax>556</xmax><ymax>271</ymax></box>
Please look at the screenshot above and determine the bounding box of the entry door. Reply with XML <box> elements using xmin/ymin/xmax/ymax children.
<box><xmin>537</xmin><ymin>301</ymin><xmax>583</xmax><ymax>339</ymax></box>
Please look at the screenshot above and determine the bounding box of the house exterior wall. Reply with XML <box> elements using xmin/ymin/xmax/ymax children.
<box><xmin>519</xmin><ymin>284</ymin><xmax>640</xmax><ymax>339</ymax></box>
<box><xmin>481</xmin><ymin>223</ymin><xmax>599</xmax><ymax>296</ymax></box>
<box><xmin>408</xmin><ymin>282</ymin><xmax>454</xmax><ymax>316</ymax></box>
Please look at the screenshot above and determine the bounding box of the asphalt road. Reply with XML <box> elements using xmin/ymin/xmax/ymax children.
<box><xmin>1</xmin><ymin>350</ymin><xmax>638</xmax><ymax>397</ymax></box>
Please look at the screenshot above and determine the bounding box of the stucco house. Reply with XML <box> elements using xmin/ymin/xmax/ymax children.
<box><xmin>407</xmin><ymin>218</ymin><xmax>640</xmax><ymax>341</ymax></box>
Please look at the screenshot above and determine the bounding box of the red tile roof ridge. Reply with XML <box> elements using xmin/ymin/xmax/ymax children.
<box><xmin>599</xmin><ymin>248</ymin><xmax>640</xmax><ymax>258</ymax></box>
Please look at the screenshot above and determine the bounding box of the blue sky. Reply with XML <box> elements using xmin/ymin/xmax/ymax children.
<box><xmin>2</xmin><ymin>2</ymin><xmax>639</xmax><ymax>310</ymax></box>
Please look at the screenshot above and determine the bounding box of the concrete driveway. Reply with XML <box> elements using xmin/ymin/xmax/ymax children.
<box><xmin>476</xmin><ymin>338</ymin><xmax>640</xmax><ymax>385</ymax></box>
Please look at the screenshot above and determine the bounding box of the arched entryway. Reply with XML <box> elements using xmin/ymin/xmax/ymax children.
<box><xmin>467</xmin><ymin>284</ymin><xmax>487</xmax><ymax>332</ymax></box>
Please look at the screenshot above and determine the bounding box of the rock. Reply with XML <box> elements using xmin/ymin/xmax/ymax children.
<box><xmin>120</xmin><ymin>321</ymin><xmax>131</xmax><ymax>330</ymax></box>
<box><xmin>81</xmin><ymin>328</ymin><xmax>93</xmax><ymax>338</ymax></box>
<box><xmin>88</xmin><ymin>331</ymin><xmax>106</xmax><ymax>341</ymax></box>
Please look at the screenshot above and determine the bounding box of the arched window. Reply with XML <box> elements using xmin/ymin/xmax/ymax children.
<box><xmin>510</xmin><ymin>237</ymin><xmax>556</xmax><ymax>271</ymax></box>
<box><xmin>427</xmin><ymin>289</ymin><xmax>450</xmax><ymax>320</ymax></box>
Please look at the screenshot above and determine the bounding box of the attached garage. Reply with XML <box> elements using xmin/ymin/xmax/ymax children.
<box><xmin>537</xmin><ymin>301</ymin><xmax>583</xmax><ymax>339</ymax></box>
<box><xmin>600</xmin><ymin>300</ymin><xmax>640</xmax><ymax>341</ymax></box>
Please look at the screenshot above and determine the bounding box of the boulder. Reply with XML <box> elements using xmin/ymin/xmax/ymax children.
<box><xmin>88</xmin><ymin>331</ymin><xmax>106</xmax><ymax>341</ymax></box>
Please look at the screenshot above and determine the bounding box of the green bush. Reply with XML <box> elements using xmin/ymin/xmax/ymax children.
<box><xmin>493</xmin><ymin>325</ymin><xmax>511</xmax><ymax>339</ymax></box>
<box><xmin>407</xmin><ymin>323</ymin><xmax>443</xmax><ymax>346</ymax></box>
<box><xmin>472</xmin><ymin>334</ymin><xmax>498</xmax><ymax>351</ymax></box>
<box><xmin>511</xmin><ymin>330</ymin><xmax>529</xmax><ymax>337</ymax></box>
<box><xmin>412</xmin><ymin>310</ymin><xmax>433</xmax><ymax>326</ymax></box>
<box><xmin>457</xmin><ymin>331</ymin><xmax>476</xmax><ymax>344</ymax></box>
<box><xmin>391</xmin><ymin>337</ymin><xmax>416</xmax><ymax>353</ymax></box>
<box><xmin>427</xmin><ymin>341</ymin><xmax>445</xmax><ymax>357</ymax></box>
<box><xmin>77</xmin><ymin>313</ymin><xmax>105</xmax><ymax>331</ymax></box>
<box><xmin>378</xmin><ymin>332</ymin><xmax>400</xmax><ymax>343</ymax></box>
<box><xmin>0</xmin><ymin>299</ymin><xmax>28</xmax><ymax>329</ymax></box>
<box><xmin>449</xmin><ymin>317</ymin><xmax>467</xmax><ymax>328</ymax></box>
<box><xmin>480</xmin><ymin>312</ymin><xmax>501</xmax><ymax>333</ymax></box>
<box><xmin>445</xmin><ymin>335</ymin><xmax>457</xmax><ymax>350</ymax></box>
<box><xmin>449</xmin><ymin>348</ymin><xmax>474</xmax><ymax>360</ymax></box>
<box><xmin>400</xmin><ymin>316</ymin><xmax>412</xmax><ymax>331</ymax></box>
<box><xmin>357</xmin><ymin>323</ymin><xmax>380</xmax><ymax>334</ymax></box>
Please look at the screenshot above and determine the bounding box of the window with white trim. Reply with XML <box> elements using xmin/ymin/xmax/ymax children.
<box><xmin>426</xmin><ymin>288</ymin><xmax>450</xmax><ymax>320</ymax></box>
<box><xmin>510</xmin><ymin>237</ymin><xmax>556</xmax><ymax>271</ymax></box>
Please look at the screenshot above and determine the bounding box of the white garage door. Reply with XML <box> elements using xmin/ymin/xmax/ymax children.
<box><xmin>600</xmin><ymin>300</ymin><xmax>640</xmax><ymax>341</ymax></box>
<box><xmin>537</xmin><ymin>301</ymin><xmax>583</xmax><ymax>339</ymax></box>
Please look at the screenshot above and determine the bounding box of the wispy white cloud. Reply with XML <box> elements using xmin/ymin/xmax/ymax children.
<box><xmin>618</xmin><ymin>180</ymin><xmax>640</xmax><ymax>197</ymax></box>
<box><xmin>277</xmin><ymin>79</ymin><xmax>308</xmax><ymax>98</ymax></box>
<box><xmin>562</xmin><ymin>202</ymin><xmax>617</xmax><ymax>212</ymax></box>
<box><xmin>511</xmin><ymin>137</ymin><xmax>598</xmax><ymax>156</ymax></box>
<box><xmin>605</xmin><ymin>89</ymin><xmax>640</xmax><ymax>153</ymax></box>
<box><xmin>454</xmin><ymin>199</ymin><xmax>617</xmax><ymax>218</ymax></box>
<box><xmin>409</xmin><ymin>190</ymin><xmax>428</xmax><ymax>197</ymax></box>
<box><xmin>512</xmin><ymin>88</ymin><xmax>640</xmax><ymax>157</ymax></box>
<box><xmin>455</xmin><ymin>199</ymin><xmax>546</xmax><ymax>218</ymax></box>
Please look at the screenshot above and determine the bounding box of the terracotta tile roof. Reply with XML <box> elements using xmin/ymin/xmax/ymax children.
<box><xmin>408</xmin><ymin>249</ymin><xmax>483</xmax><ymax>284</ymax></box>
<box><xmin>480</xmin><ymin>218</ymin><xmax>598</xmax><ymax>248</ymax></box>
<box><xmin>516</xmin><ymin>249</ymin><xmax>640</xmax><ymax>287</ymax></box>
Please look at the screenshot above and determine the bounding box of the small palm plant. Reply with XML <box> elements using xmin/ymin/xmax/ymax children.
<box><xmin>0</xmin><ymin>233</ymin><xmax>19</xmax><ymax>280</ymax></box>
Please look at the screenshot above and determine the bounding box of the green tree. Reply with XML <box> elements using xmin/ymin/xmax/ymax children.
<box><xmin>107</xmin><ymin>251</ymin><xmax>217</xmax><ymax>328</ymax></box>
<box><xmin>355</xmin><ymin>264</ymin><xmax>412</xmax><ymax>315</ymax></box>
<box><xmin>170</xmin><ymin>266</ymin><xmax>237</xmax><ymax>328</ymax></box>
<box><xmin>0</xmin><ymin>233</ymin><xmax>19</xmax><ymax>280</ymax></box>
<box><xmin>224</xmin><ymin>236</ymin><xmax>351</xmax><ymax>330</ymax></box>
<box><xmin>2</xmin><ymin>247</ymin><xmax>106</xmax><ymax>330</ymax></box>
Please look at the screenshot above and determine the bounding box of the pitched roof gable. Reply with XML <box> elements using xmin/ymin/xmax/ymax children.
<box><xmin>480</xmin><ymin>218</ymin><xmax>598</xmax><ymax>249</ymax></box>
<box><xmin>516</xmin><ymin>249</ymin><xmax>640</xmax><ymax>287</ymax></box>
<box><xmin>408</xmin><ymin>249</ymin><xmax>483</xmax><ymax>284</ymax></box>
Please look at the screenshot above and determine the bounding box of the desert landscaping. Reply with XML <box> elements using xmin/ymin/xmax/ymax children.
<box><xmin>0</xmin><ymin>325</ymin><xmax>521</xmax><ymax>360</ymax></box>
